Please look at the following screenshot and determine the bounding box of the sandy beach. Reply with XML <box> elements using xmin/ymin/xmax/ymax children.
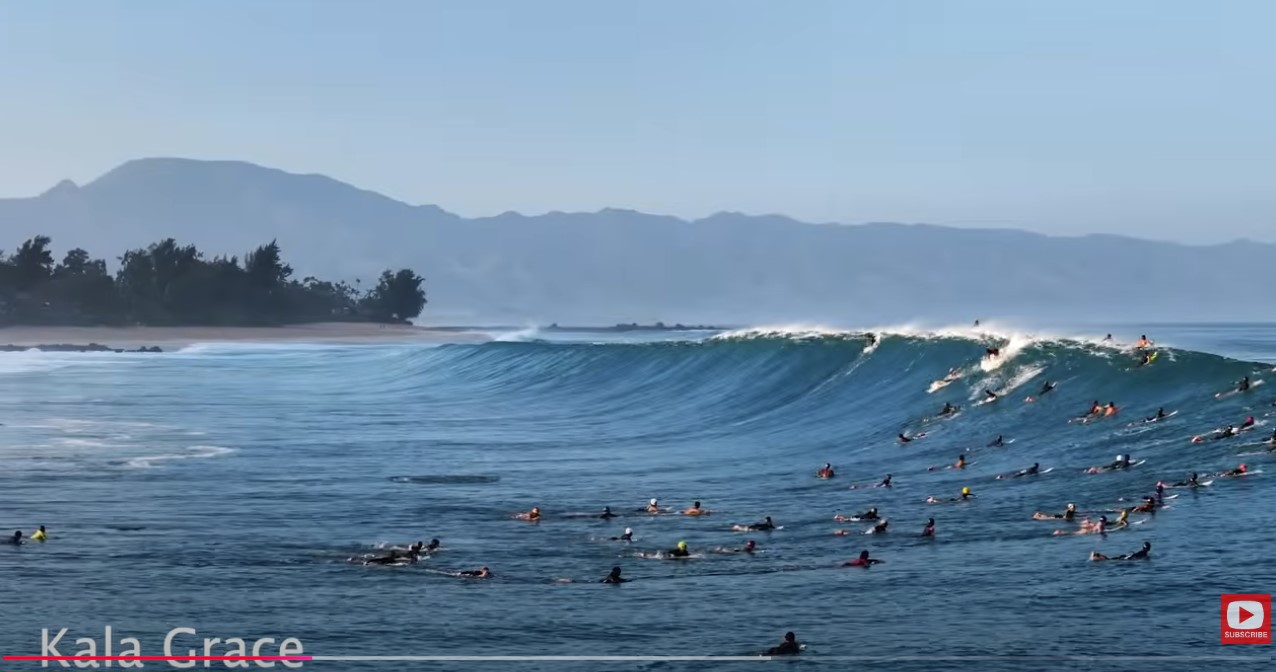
<box><xmin>0</xmin><ymin>322</ymin><xmax>489</xmax><ymax>349</ymax></box>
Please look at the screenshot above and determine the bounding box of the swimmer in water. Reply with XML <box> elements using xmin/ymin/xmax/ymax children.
<box><xmin>959</xmin><ymin>486</ymin><xmax>974</xmax><ymax>500</ymax></box>
<box><xmin>764</xmin><ymin>632</ymin><xmax>801</xmax><ymax>656</ymax></box>
<box><xmin>988</xmin><ymin>435</ymin><xmax>1005</xmax><ymax>448</ymax></box>
<box><xmin>921</xmin><ymin>518</ymin><xmax>935</xmax><ymax>537</ymax></box>
<box><xmin>869</xmin><ymin>520</ymin><xmax>889</xmax><ymax>534</ymax></box>
<box><xmin>898</xmin><ymin>433</ymin><xmax>915</xmax><ymax>444</ymax></box>
<box><xmin>955</xmin><ymin>455</ymin><xmax>966</xmax><ymax>469</ymax></box>
<box><xmin>668</xmin><ymin>541</ymin><xmax>691</xmax><ymax>558</ymax></box>
<box><xmin>878</xmin><ymin>474</ymin><xmax>893</xmax><ymax>488</ymax></box>
<box><xmin>8</xmin><ymin>530</ymin><xmax>22</xmax><ymax>545</ymax></box>
<box><xmin>31</xmin><ymin>525</ymin><xmax>47</xmax><ymax>542</ymax></box>
<box><xmin>516</xmin><ymin>507</ymin><xmax>541</xmax><ymax>521</ymax></box>
<box><xmin>599</xmin><ymin>506</ymin><xmax>618</xmax><ymax>520</ymax></box>
<box><xmin>456</xmin><ymin>567</ymin><xmax>492</xmax><ymax>578</ymax></box>
<box><xmin>645</xmin><ymin>498</ymin><xmax>661</xmax><ymax>513</ymax></box>
<box><xmin>817</xmin><ymin>463</ymin><xmax>835</xmax><ymax>479</ymax></box>
<box><xmin>423</xmin><ymin>538</ymin><xmax>441</xmax><ymax>553</ymax></box>
<box><xmin>600</xmin><ymin>566</ymin><xmax>630</xmax><ymax>584</ymax></box>
<box><xmin>1138</xmin><ymin>351</ymin><xmax>1154</xmax><ymax>367</ymax></box>
<box><xmin>683</xmin><ymin>501</ymin><xmax>708</xmax><ymax>516</ymax></box>
<box><xmin>842</xmin><ymin>550</ymin><xmax>883</xmax><ymax>567</ymax></box>
<box><xmin>1136</xmin><ymin>335</ymin><xmax>1152</xmax><ymax>349</ymax></box>
<box><xmin>611</xmin><ymin>527</ymin><xmax>635</xmax><ymax>542</ymax></box>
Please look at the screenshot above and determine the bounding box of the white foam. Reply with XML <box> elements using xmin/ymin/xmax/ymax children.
<box><xmin>125</xmin><ymin>445</ymin><xmax>235</xmax><ymax>469</ymax></box>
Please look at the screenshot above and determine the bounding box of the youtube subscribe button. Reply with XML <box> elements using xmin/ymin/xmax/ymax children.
<box><xmin>1221</xmin><ymin>594</ymin><xmax>1272</xmax><ymax>644</ymax></box>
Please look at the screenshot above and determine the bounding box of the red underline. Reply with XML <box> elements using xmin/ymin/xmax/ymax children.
<box><xmin>3</xmin><ymin>656</ymin><xmax>312</xmax><ymax>661</ymax></box>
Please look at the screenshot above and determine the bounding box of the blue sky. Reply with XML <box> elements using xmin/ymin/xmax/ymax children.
<box><xmin>1</xmin><ymin>1</ymin><xmax>1273</xmax><ymax>242</ymax></box>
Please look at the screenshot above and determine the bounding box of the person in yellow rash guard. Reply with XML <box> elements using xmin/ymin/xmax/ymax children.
<box><xmin>668</xmin><ymin>540</ymin><xmax>691</xmax><ymax>558</ymax></box>
<box><xmin>31</xmin><ymin>526</ymin><xmax>47</xmax><ymax>542</ymax></box>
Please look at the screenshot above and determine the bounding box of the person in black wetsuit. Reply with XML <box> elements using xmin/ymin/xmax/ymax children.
<box><xmin>744</xmin><ymin>516</ymin><xmax>776</xmax><ymax>531</ymax></box>
<box><xmin>1121</xmin><ymin>542</ymin><xmax>1152</xmax><ymax>560</ymax></box>
<box><xmin>457</xmin><ymin>567</ymin><xmax>492</xmax><ymax>578</ymax></box>
<box><xmin>878</xmin><ymin>474</ymin><xmax>893</xmax><ymax>488</ymax></box>
<box><xmin>668</xmin><ymin>541</ymin><xmax>691</xmax><ymax>558</ymax></box>
<box><xmin>1145</xmin><ymin>408</ymin><xmax>1168</xmax><ymax>422</ymax></box>
<box><xmin>898</xmin><ymin>433</ymin><xmax>914</xmax><ymax>444</ymax></box>
<box><xmin>1240</xmin><ymin>416</ymin><xmax>1256</xmax><ymax>430</ymax></box>
<box><xmin>600</xmin><ymin>566</ymin><xmax>630</xmax><ymax>584</ymax></box>
<box><xmin>940</xmin><ymin>402</ymin><xmax>957</xmax><ymax>416</ymax></box>
<box><xmin>1015</xmin><ymin>463</ymin><xmax>1040</xmax><ymax>477</ymax></box>
<box><xmin>1038</xmin><ymin>381</ymin><xmax>1056</xmax><ymax>396</ymax></box>
<box><xmin>1215</xmin><ymin>425</ymin><xmax>1238</xmax><ymax>440</ymax></box>
<box><xmin>364</xmin><ymin>550</ymin><xmax>403</xmax><ymax>565</ymax></box>
<box><xmin>921</xmin><ymin>518</ymin><xmax>935</xmax><ymax>537</ymax></box>
<box><xmin>611</xmin><ymin>528</ymin><xmax>634</xmax><ymax>542</ymax></box>
<box><xmin>8</xmin><ymin>530</ymin><xmax>22</xmax><ymax>545</ymax></box>
<box><xmin>984</xmin><ymin>389</ymin><xmax>999</xmax><ymax>402</ymax></box>
<box><xmin>765</xmin><ymin>632</ymin><xmax>801</xmax><ymax>656</ymax></box>
<box><xmin>985</xmin><ymin>347</ymin><xmax>1000</xmax><ymax>358</ymax></box>
<box><xmin>1173</xmin><ymin>473</ymin><xmax>1200</xmax><ymax>487</ymax></box>
<box><xmin>988</xmin><ymin>435</ymin><xmax>1005</xmax><ymax>448</ymax></box>
<box><xmin>1238</xmin><ymin>376</ymin><xmax>1251</xmax><ymax>393</ymax></box>
<box><xmin>599</xmin><ymin>506</ymin><xmax>618</xmax><ymax>520</ymax></box>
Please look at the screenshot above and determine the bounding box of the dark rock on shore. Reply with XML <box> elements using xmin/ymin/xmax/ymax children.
<box><xmin>0</xmin><ymin>343</ymin><xmax>163</xmax><ymax>353</ymax></box>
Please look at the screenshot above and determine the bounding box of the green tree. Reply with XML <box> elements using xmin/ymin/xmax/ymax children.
<box><xmin>13</xmin><ymin>235</ymin><xmax>55</xmax><ymax>288</ymax></box>
<box><xmin>245</xmin><ymin>240</ymin><xmax>292</xmax><ymax>290</ymax></box>
<box><xmin>362</xmin><ymin>269</ymin><xmax>427</xmax><ymax>321</ymax></box>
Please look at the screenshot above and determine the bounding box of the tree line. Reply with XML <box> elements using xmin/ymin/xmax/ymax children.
<box><xmin>0</xmin><ymin>236</ymin><xmax>427</xmax><ymax>326</ymax></box>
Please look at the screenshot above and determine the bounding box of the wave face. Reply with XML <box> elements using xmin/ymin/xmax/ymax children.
<box><xmin>3</xmin><ymin>324</ymin><xmax>1274</xmax><ymax>667</ymax></box>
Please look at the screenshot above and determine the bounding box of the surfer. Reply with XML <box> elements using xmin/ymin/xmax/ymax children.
<box><xmin>1132</xmin><ymin>496</ymin><xmax>1158</xmax><ymax>513</ymax></box>
<box><xmin>1103</xmin><ymin>333</ymin><xmax>1113</xmax><ymax>343</ymax></box>
<box><xmin>1145</xmin><ymin>408</ymin><xmax>1168</xmax><ymax>423</ymax></box>
<box><xmin>834</xmin><ymin>507</ymin><xmax>879</xmax><ymax>522</ymax></box>
<box><xmin>668</xmin><ymin>541</ymin><xmax>691</xmax><ymax>558</ymax></box>
<box><xmin>1238</xmin><ymin>376</ymin><xmax>1251</xmax><ymax>393</ymax></box>
<box><xmin>1240</xmin><ymin>416</ymin><xmax>1256</xmax><ymax>430</ymax></box>
<box><xmin>610</xmin><ymin>528</ymin><xmax>635</xmax><ymax>542</ymax></box>
<box><xmin>1083</xmin><ymin>400</ymin><xmax>1102</xmax><ymax>418</ymax></box>
<box><xmin>1213</xmin><ymin>425</ymin><xmax>1239</xmax><ymax>440</ymax></box>
<box><xmin>1220</xmin><ymin>464</ymin><xmax>1249</xmax><ymax>477</ymax></box>
<box><xmin>817</xmin><ymin>463</ymin><xmax>835</xmax><ymax>479</ymax></box>
<box><xmin>878</xmin><ymin>474</ymin><xmax>893</xmax><ymax>488</ymax></box>
<box><xmin>940</xmin><ymin>402</ymin><xmax>958</xmax><ymax>416</ymax></box>
<box><xmin>1269</xmin><ymin>428</ymin><xmax>1276</xmax><ymax>448</ymax></box>
<box><xmin>764</xmin><ymin>632</ymin><xmax>801</xmax><ymax>656</ymax></box>
<box><xmin>8</xmin><ymin>530</ymin><xmax>22</xmax><ymax>545</ymax></box>
<box><xmin>733</xmin><ymin>516</ymin><xmax>775</xmax><ymax>532</ymax></box>
<box><xmin>1035</xmin><ymin>503</ymin><xmax>1077</xmax><ymax>521</ymax></box>
<box><xmin>869</xmin><ymin>520</ymin><xmax>889</xmax><ymax>535</ymax></box>
<box><xmin>1136</xmin><ymin>335</ymin><xmax>1153</xmax><ymax>349</ymax></box>
<box><xmin>717</xmin><ymin>539</ymin><xmax>759</xmax><ymax>554</ymax></box>
<box><xmin>600</xmin><ymin>566</ymin><xmax>630</xmax><ymax>584</ymax></box>
<box><xmin>515</xmin><ymin>507</ymin><xmax>542</xmax><ymax>521</ymax></box>
<box><xmin>955</xmin><ymin>455</ymin><xmax>966</xmax><ymax>469</ymax></box>
<box><xmin>1171</xmin><ymin>473</ymin><xmax>1200</xmax><ymax>488</ymax></box>
<box><xmin>645</xmin><ymin>498</ymin><xmax>661</xmax><ymax>513</ymax></box>
<box><xmin>985</xmin><ymin>347</ymin><xmax>1000</xmax><ymax>359</ymax></box>
<box><xmin>1138</xmin><ymin>351</ymin><xmax>1154</xmax><ymax>367</ymax></box>
<box><xmin>988</xmin><ymin>435</ymin><xmax>1005</xmax><ymax>448</ymax></box>
<box><xmin>984</xmin><ymin>389</ymin><xmax>999</xmax><ymax>402</ymax></box>
<box><xmin>928</xmin><ymin>487</ymin><xmax>974</xmax><ymax>504</ymax></box>
<box><xmin>31</xmin><ymin>526</ymin><xmax>47</xmax><ymax>542</ymax></box>
<box><xmin>456</xmin><ymin>567</ymin><xmax>493</xmax><ymax>578</ymax></box>
<box><xmin>599</xmin><ymin>506</ymin><xmax>618</xmax><ymax>520</ymax></box>
<box><xmin>898</xmin><ymin>433</ymin><xmax>914</xmax><ymax>444</ymax></box>
<box><xmin>1104</xmin><ymin>401</ymin><xmax>1119</xmax><ymax>417</ymax></box>
<box><xmin>683</xmin><ymin>501</ymin><xmax>709</xmax><ymax>516</ymax></box>
<box><xmin>842</xmin><ymin>550</ymin><xmax>883</xmax><ymax>567</ymax></box>
<box><xmin>921</xmin><ymin>518</ymin><xmax>935</xmax><ymax>537</ymax></box>
<box><xmin>1091</xmin><ymin>541</ymin><xmax>1151</xmax><ymax>562</ymax></box>
<box><xmin>1111</xmin><ymin>454</ymin><xmax>1132</xmax><ymax>470</ymax></box>
<box><xmin>1038</xmin><ymin>381</ymin><xmax>1056</xmax><ymax>396</ymax></box>
<box><xmin>1013</xmin><ymin>462</ymin><xmax>1041</xmax><ymax>478</ymax></box>
<box><xmin>363</xmin><ymin>550</ymin><xmax>408</xmax><ymax>566</ymax></box>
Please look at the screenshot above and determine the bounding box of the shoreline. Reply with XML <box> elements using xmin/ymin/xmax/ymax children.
<box><xmin>0</xmin><ymin>322</ymin><xmax>489</xmax><ymax>349</ymax></box>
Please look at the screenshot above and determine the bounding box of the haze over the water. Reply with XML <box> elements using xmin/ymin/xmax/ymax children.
<box><xmin>3</xmin><ymin>1</ymin><xmax>1275</xmax><ymax>244</ymax></box>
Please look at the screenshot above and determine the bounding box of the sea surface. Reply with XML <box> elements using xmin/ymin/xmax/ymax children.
<box><xmin>3</xmin><ymin>322</ymin><xmax>1275</xmax><ymax>671</ymax></box>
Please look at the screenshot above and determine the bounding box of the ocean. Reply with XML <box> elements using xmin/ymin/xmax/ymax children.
<box><xmin>2</xmin><ymin>322</ymin><xmax>1274</xmax><ymax>671</ymax></box>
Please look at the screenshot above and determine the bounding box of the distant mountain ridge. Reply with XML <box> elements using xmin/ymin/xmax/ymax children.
<box><xmin>1</xmin><ymin>157</ymin><xmax>1270</xmax><ymax>324</ymax></box>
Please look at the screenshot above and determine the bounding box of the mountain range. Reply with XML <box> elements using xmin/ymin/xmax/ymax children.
<box><xmin>1</xmin><ymin>158</ymin><xmax>1269</xmax><ymax>325</ymax></box>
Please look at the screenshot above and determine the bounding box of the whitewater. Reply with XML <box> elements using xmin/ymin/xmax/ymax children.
<box><xmin>2</xmin><ymin>322</ymin><xmax>1274</xmax><ymax>671</ymax></box>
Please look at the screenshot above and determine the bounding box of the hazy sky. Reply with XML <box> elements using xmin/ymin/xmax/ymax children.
<box><xmin>2</xmin><ymin>1</ymin><xmax>1273</xmax><ymax>242</ymax></box>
